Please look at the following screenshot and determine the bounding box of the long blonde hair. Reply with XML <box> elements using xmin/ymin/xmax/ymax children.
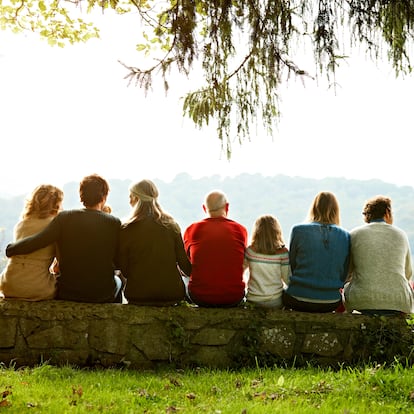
<box><xmin>250</xmin><ymin>215</ymin><xmax>285</xmax><ymax>255</ymax></box>
<box><xmin>124</xmin><ymin>179</ymin><xmax>179</xmax><ymax>232</ymax></box>
<box><xmin>23</xmin><ymin>185</ymin><xmax>63</xmax><ymax>220</ymax></box>
<box><xmin>307</xmin><ymin>191</ymin><xmax>340</xmax><ymax>225</ymax></box>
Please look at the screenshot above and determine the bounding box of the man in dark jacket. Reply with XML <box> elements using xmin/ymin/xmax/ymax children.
<box><xmin>6</xmin><ymin>174</ymin><xmax>122</xmax><ymax>303</ymax></box>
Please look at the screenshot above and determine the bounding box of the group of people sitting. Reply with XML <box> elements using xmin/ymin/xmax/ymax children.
<box><xmin>1</xmin><ymin>174</ymin><xmax>413</xmax><ymax>316</ymax></box>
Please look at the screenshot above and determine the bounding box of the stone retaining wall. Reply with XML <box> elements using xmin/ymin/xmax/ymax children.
<box><xmin>0</xmin><ymin>300</ymin><xmax>413</xmax><ymax>369</ymax></box>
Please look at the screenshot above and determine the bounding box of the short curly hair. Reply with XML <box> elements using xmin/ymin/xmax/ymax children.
<box><xmin>79</xmin><ymin>174</ymin><xmax>109</xmax><ymax>207</ymax></box>
<box><xmin>362</xmin><ymin>195</ymin><xmax>391</xmax><ymax>223</ymax></box>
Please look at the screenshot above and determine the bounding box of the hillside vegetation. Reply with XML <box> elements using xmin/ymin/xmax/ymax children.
<box><xmin>1</xmin><ymin>174</ymin><xmax>414</xmax><ymax>271</ymax></box>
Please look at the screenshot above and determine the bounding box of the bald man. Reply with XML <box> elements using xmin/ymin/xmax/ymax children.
<box><xmin>183</xmin><ymin>190</ymin><xmax>248</xmax><ymax>307</ymax></box>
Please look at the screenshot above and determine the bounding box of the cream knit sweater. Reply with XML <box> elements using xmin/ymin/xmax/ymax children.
<box><xmin>344</xmin><ymin>222</ymin><xmax>414</xmax><ymax>313</ymax></box>
<box><xmin>0</xmin><ymin>217</ymin><xmax>57</xmax><ymax>301</ymax></box>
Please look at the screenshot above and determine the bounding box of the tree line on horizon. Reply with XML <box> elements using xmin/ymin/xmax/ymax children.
<box><xmin>1</xmin><ymin>173</ymin><xmax>414</xmax><ymax>272</ymax></box>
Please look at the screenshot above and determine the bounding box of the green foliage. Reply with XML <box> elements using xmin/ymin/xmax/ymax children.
<box><xmin>168</xmin><ymin>318</ymin><xmax>191</xmax><ymax>350</ymax></box>
<box><xmin>0</xmin><ymin>0</ymin><xmax>100</xmax><ymax>45</ymax></box>
<box><xmin>2</xmin><ymin>1</ymin><xmax>414</xmax><ymax>155</ymax></box>
<box><xmin>358</xmin><ymin>316</ymin><xmax>414</xmax><ymax>365</ymax></box>
<box><xmin>348</xmin><ymin>0</ymin><xmax>414</xmax><ymax>75</ymax></box>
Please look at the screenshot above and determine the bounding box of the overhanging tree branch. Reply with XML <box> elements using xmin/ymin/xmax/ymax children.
<box><xmin>1</xmin><ymin>0</ymin><xmax>414</xmax><ymax>156</ymax></box>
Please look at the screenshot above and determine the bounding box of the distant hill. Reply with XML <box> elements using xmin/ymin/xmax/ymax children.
<box><xmin>2</xmin><ymin>174</ymin><xmax>414</xmax><ymax>272</ymax></box>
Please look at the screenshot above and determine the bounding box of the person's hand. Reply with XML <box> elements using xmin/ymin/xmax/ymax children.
<box><xmin>50</xmin><ymin>258</ymin><xmax>60</xmax><ymax>275</ymax></box>
<box><xmin>5</xmin><ymin>244</ymin><xmax>13</xmax><ymax>258</ymax></box>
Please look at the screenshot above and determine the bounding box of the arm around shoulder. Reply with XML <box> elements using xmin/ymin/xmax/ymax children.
<box><xmin>5</xmin><ymin>216</ymin><xmax>60</xmax><ymax>257</ymax></box>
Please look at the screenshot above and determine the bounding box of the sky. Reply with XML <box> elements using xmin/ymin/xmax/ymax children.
<box><xmin>0</xmin><ymin>10</ymin><xmax>413</xmax><ymax>197</ymax></box>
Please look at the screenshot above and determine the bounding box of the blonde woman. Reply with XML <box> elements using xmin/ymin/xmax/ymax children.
<box><xmin>244</xmin><ymin>215</ymin><xmax>291</xmax><ymax>308</ymax></box>
<box><xmin>6</xmin><ymin>175</ymin><xmax>122</xmax><ymax>303</ymax></box>
<box><xmin>117</xmin><ymin>179</ymin><xmax>191</xmax><ymax>305</ymax></box>
<box><xmin>282</xmin><ymin>191</ymin><xmax>350</xmax><ymax>312</ymax></box>
<box><xmin>0</xmin><ymin>184</ymin><xmax>63</xmax><ymax>300</ymax></box>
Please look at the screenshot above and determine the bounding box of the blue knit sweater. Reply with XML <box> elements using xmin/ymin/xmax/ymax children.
<box><xmin>285</xmin><ymin>222</ymin><xmax>350</xmax><ymax>301</ymax></box>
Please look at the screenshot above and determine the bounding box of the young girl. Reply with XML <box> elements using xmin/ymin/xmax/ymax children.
<box><xmin>0</xmin><ymin>184</ymin><xmax>63</xmax><ymax>300</ymax></box>
<box><xmin>244</xmin><ymin>214</ymin><xmax>291</xmax><ymax>308</ymax></box>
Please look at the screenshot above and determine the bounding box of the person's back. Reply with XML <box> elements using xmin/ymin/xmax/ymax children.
<box><xmin>117</xmin><ymin>179</ymin><xmax>191</xmax><ymax>305</ymax></box>
<box><xmin>54</xmin><ymin>209</ymin><xmax>121</xmax><ymax>302</ymax></box>
<box><xmin>184</xmin><ymin>191</ymin><xmax>247</xmax><ymax>306</ymax></box>
<box><xmin>245</xmin><ymin>215</ymin><xmax>291</xmax><ymax>308</ymax></box>
<box><xmin>119</xmin><ymin>218</ymin><xmax>190</xmax><ymax>304</ymax></box>
<box><xmin>283</xmin><ymin>191</ymin><xmax>350</xmax><ymax>313</ymax></box>
<box><xmin>6</xmin><ymin>175</ymin><xmax>122</xmax><ymax>303</ymax></box>
<box><xmin>1</xmin><ymin>184</ymin><xmax>63</xmax><ymax>301</ymax></box>
<box><xmin>344</xmin><ymin>195</ymin><xmax>414</xmax><ymax>314</ymax></box>
<box><xmin>287</xmin><ymin>222</ymin><xmax>350</xmax><ymax>296</ymax></box>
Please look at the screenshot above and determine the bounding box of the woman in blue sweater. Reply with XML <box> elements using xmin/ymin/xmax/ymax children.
<box><xmin>282</xmin><ymin>191</ymin><xmax>350</xmax><ymax>312</ymax></box>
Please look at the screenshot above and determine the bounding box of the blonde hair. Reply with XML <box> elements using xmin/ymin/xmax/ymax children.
<box><xmin>250</xmin><ymin>215</ymin><xmax>285</xmax><ymax>255</ymax></box>
<box><xmin>125</xmin><ymin>179</ymin><xmax>179</xmax><ymax>231</ymax></box>
<box><xmin>307</xmin><ymin>191</ymin><xmax>340</xmax><ymax>225</ymax></box>
<box><xmin>23</xmin><ymin>185</ymin><xmax>63</xmax><ymax>220</ymax></box>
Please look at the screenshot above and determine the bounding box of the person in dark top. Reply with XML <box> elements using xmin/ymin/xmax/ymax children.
<box><xmin>117</xmin><ymin>179</ymin><xmax>191</xmax><ymax>306</ymax></box>
<box><xmin>6</xmin><ymin>174</ymin><xmax>122</xmax><ymax>303</ymax></box>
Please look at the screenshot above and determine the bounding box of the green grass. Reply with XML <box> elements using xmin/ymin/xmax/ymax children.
<box><xmin>1</xmin><ymin>363</ymin><xmax>414</xmax><ymax>413</ymax></box>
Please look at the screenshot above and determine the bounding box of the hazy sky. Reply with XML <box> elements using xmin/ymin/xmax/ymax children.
<box><xmin>1</xmin><ymin>11</ymin><xmax>413</xmax><ymax>197</ymax></box>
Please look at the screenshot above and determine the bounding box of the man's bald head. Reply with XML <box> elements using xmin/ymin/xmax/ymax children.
<box><xmin>203</xmin><ymin>191</ymin><xmax>229</xmax><ymax>217</ymax></box>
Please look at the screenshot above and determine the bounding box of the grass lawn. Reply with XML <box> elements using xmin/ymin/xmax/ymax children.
<box><xmin>1</xmin><ymin>363</ymin><xmax>414</xmax><ymax>413</ymax></box>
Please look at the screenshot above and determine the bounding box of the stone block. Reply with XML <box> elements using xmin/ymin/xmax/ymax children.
<box><xmin>191</xmin><ymin>328</ymin><xmax>236</xmax><ymax>345</ymax></box>
<box><xmin>19</xmin><ymin>319</ymin><xmax>42</xmax><ymax>337</ymax></box>
<box><xmin>301</xmin><ymin>332</ymin><xmax>344</xmax><ymax>357</ymax></box>
<box><xmin>89</xmin><ymin>320</ymin><xmax>128</xmax><ymax>355</ymax></box>
<box><xmin>124</xmin><ymin>347</ymin><xmax>152</xmax><ymax>368</ymax></box>
<box><xmin>260</xmin><ymin>326</ymin><xmax>296</xmax><ymax>359</ymax></box>
<box><xmin>26</xmin><ymin>325</ymin><xmax>86</xmax><ymax>349</ymax></box>
<box><xmin>130</xmin><ymin>323</ymin><xmax>175</xmax><ymax>361</ymax></box>
<box><xmin>0</xmin><ymin>300</ymin><xmax>412</xmax><ymax>368</ymax></box>
<box><xmin>191</xmin><ymin>346</ymin><xmax>232</xmax><ymax>367</ymax></box>
<box><xmin>0</xmin><ymin>318</ymin><xmax>17</xmax><ymax>348</ymax></box>
<box><xmin>119</xmin><ymin>305</ymin><xmax>161</xmax><ymax>324</ymax></box>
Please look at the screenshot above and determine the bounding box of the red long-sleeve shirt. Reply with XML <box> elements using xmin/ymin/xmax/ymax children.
<box><xmin>184</xmin><ymin>217</ymin><xmax>247</xmax><ymax>305</ymax></box>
